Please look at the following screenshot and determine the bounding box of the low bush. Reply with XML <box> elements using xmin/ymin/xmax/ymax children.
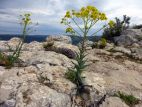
<box><xmin>92</xmin><ymin>38</ymin><xmax>107</xmax><ymax>49</ymax></box>
<box><xmin>99</xmin><ymin>38</ymin><xmax>107</xmax><ymax>49</ymax></box>
<box><xmin>103</xmin><ymin>15</ymin><xmax>130</xmax><ymax>42</ymax></box>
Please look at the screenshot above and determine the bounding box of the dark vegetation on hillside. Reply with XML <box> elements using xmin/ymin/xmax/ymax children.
<box><xmin>132</xmin><ymin>24</ymin><xmax>142</xmax><ymax>29</ymax></box>
<box><xmin>102</xmin><ymin>15</ymin><xmax>130</xmax><ymax>42</ymax></box>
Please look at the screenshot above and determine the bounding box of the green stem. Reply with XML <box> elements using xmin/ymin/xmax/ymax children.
<box><xmin>15</xmin><ymin>23</ymin><xmax>27</xmax><ymax>58</ymax></box>
<box><xmin>71</xmin><ymin>18</ymin><xmax>84</xmax><ymax>33</ymax></box>
<box><xmin>12</xmin><ymin>22</ymin><xmax>27</xmax><ymax>62</ymax></box>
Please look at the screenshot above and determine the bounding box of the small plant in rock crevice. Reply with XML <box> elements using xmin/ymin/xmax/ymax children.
<box><xmin>0</xmin><ymin>13</ymin><xmax>33</xmax><ymax>68</ymax></box>
<box><xmin>65</xmin><ymin>45</ymin><xmax>89</xmax><ymax>96</ymax></box>
<box><xmin>92</xmin><ymin>38</ymin><xmax>107</xmax><ymax>49</ymax></box>
<box><xmin>99</xmin><ymin>38</ymin><xmax>107</xmax><ymax>49</ymax></box>
<box><xmin>114</xmin><ymin>91</ymin><xmax>140</xmax><ymax>107</ymax></box>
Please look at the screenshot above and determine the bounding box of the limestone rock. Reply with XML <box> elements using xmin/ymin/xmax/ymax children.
<box><xmin>130</xmin><ymin>48</ymin><xmax>142</xmax><ymax>61</ymax></box>
<box><xmin>83</xmin><ymin>72</ymin><xmax>106</xmax><ymax>93</ymax></box>
<box><xmin>46</xmin><ymin>35</ymin><xmax>72</xmax><ymax>44</ymax></box>
<box><xmin>0</xmin><ymin>36</ymin><xmax>142</xmax><ymax>107</ymax></box>
<box><xmin>86</xmin><ymin>60</ymin><xmax>142</xmax><ymax>98</ymax></box>
<box><xmin>85</xmin><ymin>40</ymin><xmax>94</xmax><ymax>47</ymax></box>
<box><xmin>0</xmin><ymin>65</ymin><xmax>72</xmax><ymax>107</ymax></box>
<box><xmin>86</xmin><ymin>54</ymin><xmax>101</xmax><ymax>63</ymax></box>
<box><xmin>0</xmin><ymin>38</ymin><xmax>44</xmax><ymax>52</ymax></box>
<box><xmin>0</xmin><ymin>66</ymin><xmax>6</xmax><ymax>78</ymax></box>
<box><xmin>19</xmin><ymin>51</ymin><xmax>73</xmax><ymax>68</ymax></box>
<box><xmin>112</xmin><ymin>46</ymin><xmax>131</xmax><ymax>55</ymax></box>
<box><xmin>36</xmin><ymin>63</ymin><xmax>75</xmax><ymax>94</ymax></box>
<box><xmin>131</xmin><ymin>43</ymin><xmax>140</xmax><ymax>48</ymax></box>
<box><xmin>0</xmin><ymin>41</ymin><xmax>9</xmax><ymax>52</ymax></box>
<box><xmin>7</xmin><ymin>37</ymin><xmax>22</xmax><ymax>51</ymax></box>
<box><xmin>8</xmin><ymin>37</ymin><xmax>21</xmax><ymax>46</ymax></box>
<box><xmin>43</xmin><ymin>41</ymin><xmax>79</xmax><ymax>59</ymax></box>
<box><xmin>100</xmin><ymin>97</ymin><xmax>129</xmax><ymax>107</ymax></box>
<box><xmin>16</xmin><ymin>85</ymin><xmax>71</xmax><ymax>107</ymax></box>
<box><xmin>114</xmin><ymin>29</ymin><xmax>142</xmax><ymax>47</ymax></box>
<box><xmin>104</xmin><ymin>43</ymin><xmax>114</xmax><ymax>51</ymax></box>
<box><xmin>88</xmin><ymin>48</ymin><xmax>111</xmax><ymax>56</ymax></box>
<box><xmin>23</xmin><ymin>41</ymin><xmax>44</xmax><ymax>51</ymax></box>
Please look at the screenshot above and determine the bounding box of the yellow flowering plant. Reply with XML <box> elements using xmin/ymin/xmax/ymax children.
<box><xmin>62</xmin><ymin>6</ymin><xmax>114</xmax><ymax>100</ymax></box>
<box><xmin>15</xmin><ymin>13</ymin><xmax>32</xmax><ymax>56</ymax></box>
<box><xmin>0</xmin><ymin>13</ymin><xmax>33</xmax><ymax>68</ymax></box>
<box><xmin>61</xmin><ymin>5</ymin><xmax>114</xmax><ymax>41</ymax></box>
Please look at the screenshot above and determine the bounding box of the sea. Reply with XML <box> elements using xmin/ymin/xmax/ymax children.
<box><xmin>0</xmin><ymin>34</ymin><xmax>101</xmax><ymax>45</ymax></box>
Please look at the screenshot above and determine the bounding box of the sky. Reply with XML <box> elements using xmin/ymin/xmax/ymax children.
<box><xmin>0</xmin><ymin>0</ymin><xmax>142</xmax><ymax>35</ymax></box>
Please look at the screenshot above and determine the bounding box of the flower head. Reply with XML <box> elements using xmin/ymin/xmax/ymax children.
<box><xmin>61</xmin><ymin>5</ymin><xmax>109</xmax><ymax>36</ymax></box>
<box><xmin>21</xmin><ymin>13</ymin><xmax>32</xmax><ymax>25</ymax></box>
<box><xmin>65</xmin><ymin>11</ymin><xmax>71</xmax><ymax>18</ymax></box>
<box><xmin>108</xmin><ymin>20</ymin><xmax>115</xmax><ymax>28</ymax></box>
<box><xmin>66</xmin><ymin>27</ymin><xmax>75</xmax><ymax>34</ymax></box>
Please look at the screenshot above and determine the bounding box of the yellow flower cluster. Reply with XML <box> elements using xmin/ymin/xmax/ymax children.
<box><xmin>22</xmin><ymin>13</ymin><xmax>32</xmax><ymax>25</ymax></box>
<box><xmin>61</xmin><ymin>5</ymin><xmax>112</xmax><ymax>36</ymax></box>
<box><xmin>65</xmin><ymin>11</ymin><xmax>71</xmax><ymax>18</ymax></box>
<box><xmin>63</xmin><ymin>5</ymin><xmax>107</xmax><ymax>21</ymax></box>
<box><xmin>66</xmin><ymin>27</ymin><xmax>75</xmax><ymax>34</ymax></box>
<box><xmin>99</xmin><ymin>13</ymin><xmax>107</xmax><ymax>20</ymax></box>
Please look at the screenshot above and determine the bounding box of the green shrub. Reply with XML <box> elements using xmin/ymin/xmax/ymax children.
<box><xmin>115</xmin><ymin>91</ymin><xmax>140</xmax><ymax>107</ymax></box>
<box><xmin>103</xmin><ymin>15</ymin><xmax>130</xmax><ymax>42</ymax></box>
<box><xmin>99</xmin><ymin>38</ymin><xmax>107</xmax><ymax>49</ymax></box>
<box><xmin>92</xmin><ymin>38</ymin><xmax>107</xmax><ymax>49</ymax></box>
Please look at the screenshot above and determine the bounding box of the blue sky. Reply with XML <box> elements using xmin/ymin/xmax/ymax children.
<box><xmin>0</xmin><ymin>0</ymin><xmax>142</xmax><ymax>35</ymax></box>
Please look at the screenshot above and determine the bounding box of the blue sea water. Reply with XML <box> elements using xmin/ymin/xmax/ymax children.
<box><xmin>0</xmin><ymin>35</ymin><xmax>47</xmax><ymax>43</ymax></box>
<box><xmin>0</xmin><ymin>34</ymin><xmax>101</xmax><ymax>45</ymax></box>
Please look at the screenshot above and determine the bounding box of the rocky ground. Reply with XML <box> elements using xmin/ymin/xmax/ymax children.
<box><xmin>0</xmin><ymin>29</ymin><xmax>142</xmax><ymax>107</ymax></box>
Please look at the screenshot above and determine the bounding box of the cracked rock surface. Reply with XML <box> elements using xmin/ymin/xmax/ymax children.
<box><xmin>0</xmin><ymin>36</ymin><xmax>142</xmax><ymax>107</ymax></box>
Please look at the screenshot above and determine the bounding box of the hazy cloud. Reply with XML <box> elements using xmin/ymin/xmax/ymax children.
<box><xmin>0</xmin><ymin>0</ymin><xmax>142</xmax><ymax>35</ymax></box>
